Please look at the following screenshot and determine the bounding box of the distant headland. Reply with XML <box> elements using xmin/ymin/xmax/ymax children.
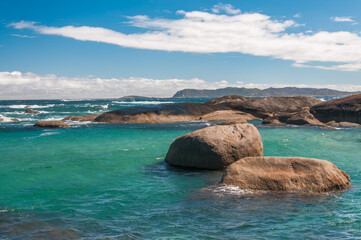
<box><xmin>172</xmin><ymin>87</ymin><xmax>359</xmax><ymax>98</ymax></box>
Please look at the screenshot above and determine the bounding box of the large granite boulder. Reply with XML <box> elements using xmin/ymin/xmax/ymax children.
<box><xmin>207</xmin><ymin>95</ymin><xmax>322</xmax><ymax>118</ymax></box>
<box><xmin>165</xmin><ymin>123</ymin><xmax>263</xmax><ymax>170</ymax></box>
<box><xmin>220</xmin><ymin>157</ymin><xmax>351</xmax><ymax>193</ymax></box>
<box><xmin>311</xmin><ymin>93</ymin><xmax>361</xmax><ymax>124</ymax></box>
<box><xmin>34</xmin><ymin>121</ymin><xmax>70</xmax><ymax>128</ymax></box>
<box><xmin>93</xmin><ymin>103</ymin><xmax>234</xmax><ymax>124</ymax></box>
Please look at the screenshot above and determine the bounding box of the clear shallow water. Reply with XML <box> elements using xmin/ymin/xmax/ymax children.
<box><xmin>0</xmin><ymin>97</ymin><xmax>360</xmax><ymax>239</ymax></box>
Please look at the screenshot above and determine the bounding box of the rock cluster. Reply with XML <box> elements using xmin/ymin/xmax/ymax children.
<box><xmin>62</xmin><ymin>93</ymin><xmax>360</xmax><ymax>128</ymax></box>
<box><xmin>92</xmin><ymin>103</ymin><xmax>259</xmax><ymax>124</ymax></box>
<box><xmin>165</xmin><ymin>123</ymin><xmax>351</xmax><ymax>193</ymax></box>
<box><xmin>311</xmin><ymin>93</ymin><xmax>361</xmax><ymax>124</ymax></box>
<box><xmin>207</xmin><ymin>95</ymin><xmax>322</xmax><ymax>118</ymax></box>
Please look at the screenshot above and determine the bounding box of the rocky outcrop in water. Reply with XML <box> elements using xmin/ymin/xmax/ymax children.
<box><xmin>311</xmin><ymin>93</ymin><xmax>361</xmax><ymax>124</ymax></box>
<box><xmin>34</xmin><ymin>121</ymin><xmax>70</xmax><ymax>128</ymax></box>
<box><xmin>207</xmin><ymin>95</ymin><xmax>322</xmax><ymax>118</ymax></box>
<box><xmin>220</xmin><ymin>157</ymin><xmax>351</xmax><ymax>193</ymax></box>
<box><xmin>326</xmin><ymin>121</ymin><xmax>361</xmax><ymax>128</ymax></box>
<box><xmin>25</xmin><ymin>109</ymin><xmax>40</xmax><ymax>114</ymax></box>
<box><xmin>92</xmin><ymin>103</ymin><xmax>254</xmax><ymax>124</ymax></box>
<box><xmin>63</xmin><ymin>114</ymin><xmax>100</xmax><ymax>122</ymax></box>
<box><xmin>165</xmin><ymin>124</ymin><xmax>263</xmax><ymax>170</ymax></box>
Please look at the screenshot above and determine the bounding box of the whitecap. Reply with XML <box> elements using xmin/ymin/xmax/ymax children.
<box><xmin>8</xmin><ymin>104</ymin><xmax>55</xmax><ymax>109</ymax></box>
<box><xmin>39</xmin><ymin>132</ymin><xmax>59</xmax><ymax>137</ymax></box>
<box><xmin>0</xmin><ymin>115</ymin><xmax>14</xmax><ymax>122</ymax></box>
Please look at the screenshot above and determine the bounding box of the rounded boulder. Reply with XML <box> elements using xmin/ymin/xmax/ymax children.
<box><xmin>165</xmin><ymin>123</ymin><xmax>263</xmax><ymax>170</ymax></box>
<box><xmin>220</xmin><ymin>157</ymin><xmax>351</xmax><ymax>193</ymax></box>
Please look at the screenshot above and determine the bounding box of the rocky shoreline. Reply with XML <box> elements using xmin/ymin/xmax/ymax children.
<box><xmin>45</xmin><ymin>93</ymin><xmax>360</xmax><ymax>128</ymax></box>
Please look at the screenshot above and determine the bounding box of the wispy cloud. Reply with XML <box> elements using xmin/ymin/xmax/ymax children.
<box><xmin>0</xmin><ymin>71</ymin><xmax>360</xmax><ymax>99</ymax></box>
<box><xmin>8</xmin><ymin>4</ymin><xmax>361</xmax><ymax>71</ymax></box>
<box><xmin>10</xmin><ymin>34</ymin><xmax>36</xmax><ymax>38</ymax></box>
<box><xmin>293</xmin><ymin>13</ymin><xmax>301</xmax><ymax>18</ymax></box>
<box><xmin>330</xmin><ymin>16</ymin><xmax>355</xmax><ymax>22</ymax></box>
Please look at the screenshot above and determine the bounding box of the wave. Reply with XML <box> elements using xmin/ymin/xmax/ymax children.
<box><xmin>3</xmin><ymin>104</ymin><xmax>55</xmax><ymax>109</ymax></box>
<box><xmin>39</xmin><ymin>132</ymin><xmax>59</xmax><ymax>137</ymax></box>
<box><xmin>0</xmin><ymin>115</ymin><xmax>15</xmax><ymax>122</ymax></box>
<box><xmin>61</xmin><ymin>98</ymin><xmax>94</xmax><ymax>102</ymax></box>
<box><xmin>112</xmin><ymin>101</ymin><xmax>174</xmax><ymax>105</ymax></box>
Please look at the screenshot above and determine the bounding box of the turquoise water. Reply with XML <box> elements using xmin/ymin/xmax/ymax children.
<box><xmin>0</xmin><ymin>98</ymin><xmax>360</xmax><ymax>239</ymax></box>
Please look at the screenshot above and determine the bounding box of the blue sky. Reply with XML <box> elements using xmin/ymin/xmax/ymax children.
<box><xmin>1</xmin><ymin>0</ymin><xmax>361</xmax><ymax>99</ymax></box>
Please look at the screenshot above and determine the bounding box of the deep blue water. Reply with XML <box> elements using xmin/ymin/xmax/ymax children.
<box><xmin>0</xmin><ymin>96</ymin><xmax>360</xmax><ymax>239</ymax></box>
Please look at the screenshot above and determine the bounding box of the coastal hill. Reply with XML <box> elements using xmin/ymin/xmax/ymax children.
<box><xmin>172</xmin><ymin>87</ymin><xmax>358</xmax><ymax>98</ymax></box>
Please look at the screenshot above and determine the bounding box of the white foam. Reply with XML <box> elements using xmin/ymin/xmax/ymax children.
<box><xmin>211</xmin><ymin>185</ymin><xmax>264</xmax><ymax>196</ymax></box>
<box><xmin>39</xmin><ymin>132</ymin><xmax>59</xmax><ymax>137</ymax></box>
<box><xmin>6</xmin><ymin>104</ymin><xmax>55</xmax><ymax>109</ymax></box>
<box><xmin>0</xmin><ymin>115</ymin><xmax>14</xmax><ymax>122</ymax></box>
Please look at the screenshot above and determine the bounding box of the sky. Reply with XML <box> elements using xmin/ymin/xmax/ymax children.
<box><xmin>1</xmin><ymin>0</ymin><xmax>361</xmax><ymax>99</ymax></box>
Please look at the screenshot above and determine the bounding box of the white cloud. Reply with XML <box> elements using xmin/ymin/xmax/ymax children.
<box><xmin>211</xmin><ymin>3</ymin><xmax>241</xmax><ymax>15</ymax></box>
<box><xmin>293</xmin><ymin>13</ymin><xmax>301</xmax><ymax>18</ymax></box>
<box><xmin>8</xmin><ymin>5</ymin><xmax>361</xmax><ymax>71</ymax></box>
<box><xmin>0</xmin><ymin>71</ymin><xmax>360</xmax><ymax>100</ymax></box>
<box><xmin>330</xmin><ymin>16</ymin><xmax>355</xmax><ymax>22</ymax></box>
<box><xmin>0</xmin><ymin>71</ymin><xmax>232</xmax><ymax>99</ymax></box>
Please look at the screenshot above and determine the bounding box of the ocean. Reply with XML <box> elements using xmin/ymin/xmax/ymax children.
<box><xmin>0</xmin><ymin>97</ymin><xmax>360</xmax><ymax>239</ymax></box>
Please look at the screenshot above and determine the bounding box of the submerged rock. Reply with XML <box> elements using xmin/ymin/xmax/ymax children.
<box><xmin>220</xmin><ymin>157</ymin><xmax>351</xmax><ymax>193</ymax></box>
<box><xmin>207</xmin><ymin>95</ymin><xmax>322</xmax><ymax>118</ymax></box>
<box><xmin>34</xmin><ymin>121</ymin><xmax>70</xmax><ymax>128</ymax></box>
<box><xmin>11</xmin><ymin>118</ymin><xmax>19</xmax><ymax>122</ymax></box>
<box><xmin>165</xmin><ymin>123</ymin><xmax>263</xmax><ymax>170</ymax></box>
<box><xmin>25</xmin><ymin>109</ymin><xmax>40</xmax><ymax>114</ymax></box>
<box><xmin>63</xmin><ymin>114</ymin><xmax>100</xmax><ymax>122</ymax></box>
<box><xmin>311</xmin><ymin>93</ymin><xmax>361</xmax><ymax>124</ymax></box>
<box><xmin>326</xmin><ymin>121</ymin><xmax>361</xmax><ymax>128</ymax></box>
